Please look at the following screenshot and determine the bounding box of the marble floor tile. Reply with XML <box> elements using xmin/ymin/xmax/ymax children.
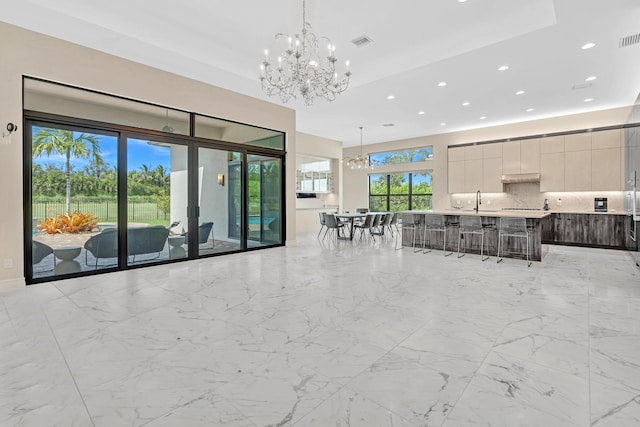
<box><xmin>590</xmin><ymin>375</ymin><xmax>640</xmax><ymax>427</ymax></box>
<box><xmin>288</xmin><ymin>329</ymin><xmax>389</xmax><ymax>385</ymax></box>
<box><xmin>444</xmin><ymin>351</ymin><xmax>589</xmax><ymax>427</ymax></box>
<box><xmin>294</xmin><ymin>387</ymin><xmax>418</xmax><ymax>427</ymax></box>
<box><xmin>2</xmin><ymin>235</ymin><xmax>640</xmax><ymax>426</ymax></box>
<box><xmin>347</xmin><ymin>348</ymin><xmax>475</xmax><ymax>426</ymax></box>
<box><xmin>214</xmin><ymin>355</ymin><xmax>342</xmax><ymax>426</ymax></box>
<box><xmin>145</xmin><ymin>393</ymin><xmax>256</xmax><ymax>427</ymax></box>
<box><xmin>492</xmin><ymin>326</ymin><xmax>589</xmax><ymax>377</ymax></box>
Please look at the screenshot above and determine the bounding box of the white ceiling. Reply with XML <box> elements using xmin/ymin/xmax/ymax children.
<box><xmin>2</xmin><ymin>0</ymin><xmax>640</xmax><ymax>147</ymax></box>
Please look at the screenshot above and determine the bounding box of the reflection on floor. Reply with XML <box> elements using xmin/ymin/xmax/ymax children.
<box><xmin>6</xmin><ymin>233</ymin><xmax>640</xmax><ymax>426</ymax></box>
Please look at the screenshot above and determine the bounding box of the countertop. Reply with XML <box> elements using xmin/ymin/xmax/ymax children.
<box><xmin>546</xmin><ymin>210</ymin><xmax>627</xmax><ymax>216</ymax></box>
<box><xmin>403</xmin><ymin>209</ymin><xmax>552</xmax><ymax>219</ymax></box>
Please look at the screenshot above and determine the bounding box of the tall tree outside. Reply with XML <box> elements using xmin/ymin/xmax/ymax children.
<box><xmin>32</xmin><ymin>128</ymin><xmax>104</xmax><ymax>212</ymax></box>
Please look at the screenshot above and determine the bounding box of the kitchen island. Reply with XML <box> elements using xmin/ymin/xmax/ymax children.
<box><xmin>401</xmin><ymin>209</ymin><xmax>552</xmax><ymax>261</ymax></box>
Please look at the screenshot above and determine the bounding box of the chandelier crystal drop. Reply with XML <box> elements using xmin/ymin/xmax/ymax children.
<box><xmin>259</xmin><ymin>0</ymin><xmax>351</xmax><ymax>106</ymax></box>
<box><xmin>346</xmin><ymin>127</ymin><xmax>373</xmax><ymax>170</ymax></box>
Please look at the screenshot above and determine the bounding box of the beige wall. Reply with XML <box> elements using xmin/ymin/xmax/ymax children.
<box><xmin>0</xmin><ymin>22</ymin><xmax>296</xmax><ymax>286</ymax></box>
<box><xmin>342</xmin><ymin>106</ymin><xmax>634</xmax><ymax>213</ymax></box>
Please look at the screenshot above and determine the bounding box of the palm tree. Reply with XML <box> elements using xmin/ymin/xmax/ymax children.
<box><xmin>33</xmin><ymin>128</ymin><xmax>103</xmax><ymax>212</ymax></box>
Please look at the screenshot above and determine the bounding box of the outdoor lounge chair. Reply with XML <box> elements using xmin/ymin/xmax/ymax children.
<box><xmin>32</xmin><ymin>240</ymin><xmax>55</xmax><ymax>271</ymax></box>
<box><xmin>181</xmin><ymin>222</ymin><xmax>214</xmax><ymax>249</ymax></box>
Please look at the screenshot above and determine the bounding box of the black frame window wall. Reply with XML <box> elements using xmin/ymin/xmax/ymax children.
<box><xmin>24</xmin><ymin>77</ymin><xmax>286</xmax><ymax>284</ymax></box>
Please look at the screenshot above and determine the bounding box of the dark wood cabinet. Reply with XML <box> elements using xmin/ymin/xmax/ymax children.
<box><xmin>542</xmin><ymin>213</ymin><xmax>633</xmax><ymax>249</ymax></box>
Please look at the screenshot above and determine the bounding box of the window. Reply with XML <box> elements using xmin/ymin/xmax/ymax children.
<box><xmin>25</xmin><ymin>78</ymin><xmax>285</xmax><ymax>284</ymax></box>
<box><xmin>369</xmin><ymin>171</ymin><xmax>432</xmax><ymax>212</ymax></box>
<box><xmin>369</xmin><ymin>147</ymin><xmax>432</xmax><ymax>166</ymax></box>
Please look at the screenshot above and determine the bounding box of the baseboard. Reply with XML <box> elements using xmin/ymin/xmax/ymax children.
<box><xmin>0</xmin><ymin>277</ymin><xmax>26</xmax><ymax>293</ymax></box>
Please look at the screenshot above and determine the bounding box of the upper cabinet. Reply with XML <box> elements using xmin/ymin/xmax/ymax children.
<box><xmin>448</xmin><ymin>146</ymin><xmax>465</xmax><ymax>193</ymax></box>
<box><xmin>296</xmin><ymin>171</ymin><xmax>333</xmax><ymax>193</ymax></box>
<box><xmin>520</xmin><ymin>139</ymin><xmax>540</xmax><ymax>174</ymax></box>
<box><xmin>447</xmin><ymin>128</ymin><xmax>624</xmax><ymax>194</ymax></box>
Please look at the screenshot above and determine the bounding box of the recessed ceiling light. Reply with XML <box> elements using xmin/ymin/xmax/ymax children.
<box><xmin>438</xmin><ymin>81</ymin><xmax>447</xmax><ymax>87</ymax></box>
<box><xmin>585</xmin><ymin>76</ymin><xmax>597</xmax><ymax>81</ymax></box>
<box><xmin>462</xmin><ymin>102</ymin><xmax>470</xmax><ymax>106</ymax></box>
<box><xmin>584</xmin><ymin>98</ymin><xmax>594</xmax><ymax>102</ymax></box>
<box><xmin>418</xmin><ymin>111</ymin><xmax>425</xmax><ymax>115</ymax></box>
<box><xmin>515</xmin><ymin>90</ymin><xmax>525</xmax><ymax>95</ymax></box>
<box><xmin>581</xmin><ymin>42</ymin><xmax>596</xmax><ymax>50</ymax></box>
<box><xmin>480</xmin><ymin>116</ymin><xmax>487</xmax><ymax>120</ymax></box>
<box><xmin>498</xmin><ymin>65</ymin><xmax>509</xmax><ymax>71</ymax></box>
<box><xmin>526</xmin><ymin>108</ymin><xmax>535</xmax><ymax>112</ymax></box>
<box><xmin>440</xmin><ymin>122</ymin><xmax>446</xmax><ymax>126</ymax></box>
<box><xmin>386</xmin><ymin>95</ymin><xmax>395</xmax><ymax>100</ymax></box>
<box><xmin>458</xmin><ymin>0</ymin><xmax>468</xmax><ymax>2</ymax></box>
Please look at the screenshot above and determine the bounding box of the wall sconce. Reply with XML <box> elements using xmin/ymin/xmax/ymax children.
<box><xmin>1</xmin><ymin>122</ymin><xmax>17</xmax><ymax>140</ymax></box>
<box><xmin>217</xmin><ymin>173</ymin><xmax>225</xmax><ymax>186</ymax></box>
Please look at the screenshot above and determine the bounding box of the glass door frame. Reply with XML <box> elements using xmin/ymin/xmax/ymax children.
<box><xmin>24</xmin><ymin>111</ymin><xmax>286</xmax><ymax>284</ymax></box>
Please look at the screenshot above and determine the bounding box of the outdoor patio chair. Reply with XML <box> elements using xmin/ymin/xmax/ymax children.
<box><xmin>32</xmin><ymin>240</ymin><xmax>55</xmax><ymax>271</ymax></box>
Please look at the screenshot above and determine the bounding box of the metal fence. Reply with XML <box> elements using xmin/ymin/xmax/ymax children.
<box><xmin>32</xmin><ymin>199</ymin><xmax>168</xmax><ymax>222</ymax></box>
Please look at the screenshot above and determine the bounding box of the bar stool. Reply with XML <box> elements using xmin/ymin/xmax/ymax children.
<box><xmin>422</xmin><ymin>214</ymin><xmax>453</xmax><ymax>256</ymax></box>
<box><xmin>402</xmin><ymin>214</ymin><xmax>425</xmax><ymax>253</ymax></box>
<box><xmin>457</xmin><ymin>215</ymin><xmax>489</xmax><ymax>261</ymax></box>
<box><xmin>497</xmin><ymin>217</ymin><xmax>531</xmax><ymax>267</ymax></box>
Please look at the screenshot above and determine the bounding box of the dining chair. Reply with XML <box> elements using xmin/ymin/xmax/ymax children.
<box><xmin>370</xmin><ymin>213</ymin><xmax>384</xmax><ymax>240</ymax></box>
<box><xmin>354</xmin><ymin>213</ymin><xmax>375</xmax><ymax>242</ymax></box>
<box><xmin>317</xmin><ymin>212</ymin><xmax>327</xmax><ymax>238</ymax></box>
<box><xmin>323</xmin><ymin>213</ymin><xmax>345</xmax><ymax>242</ymax></box>
<box><xmin>388</xmin><ymin>212</ymin><xmax>400</xmax><ymax>237</ymax></box>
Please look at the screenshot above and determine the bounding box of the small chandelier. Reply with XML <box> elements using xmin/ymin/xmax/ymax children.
<box><xmin>259</xmin><ymin>0</ymin><xmax>351</xmax><ymax>106</ymax></box>
<box><xmin>346</xmin><ymin>127</ymin><xmax>373</xmax><ymax>170</ymax></box>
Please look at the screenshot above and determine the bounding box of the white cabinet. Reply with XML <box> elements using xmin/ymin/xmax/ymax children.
<box><xmin>448</xmin><ymin>147</ymin><xmax>465</xmax><ymax>193</ymax></box>
<box><xmin>540</xmin><ymin>136</ymin><xmax>564</xmax><ymax>153</ymax></box>
<box><xmin>483</xmin><ymin>157</ymin><xmax>503</xmax><ymax>193</ymax></box>
<box><xmin>592</xmin><ymin>147</ymin><xmax>622</xmax><ymax>190</ymax></box>
<box><xmin>502</xmin><ymin>142</ymin><xmax>521</xmax><ymax>174</ymax></box>
<box><xmin>540</xmin><ymin>152</ymin><xmax>564</xmax><ymax>192</ymax></box>
<box><xmin>564</xmin><ymin>150</ymin><xmax>591</xmax><ymax>191</ymax></box>
<box><xmin>296</xmin><ymin>171</ymin><xmax>333</xmax><ymax>193</ymax></box>
<box><xmin>520</xmin><ymin>139</ymin><xmax>540</xmax><ymax>174</ymax></box>
<box><xmin>464</xmin><ymin>159</ymin><xmax>483</xmax><ymax>193</ymax></box>
<box><xmin>539</xmin><ymin>136</ymin><xmax>565</xmax><ymax>191</ymax></box>
<box><xmin>448</xmin><ymin>160</ymin><xmax>465</xmax><ymax>193</ymax></box>
<box><xmin>592</xmin><ymin>129</ymin><xmax>621</xmax><ymax>149</ymax></box>
<box><xmin>482</xmin><ymin>143</ymin><xmax>502</xmax><ymax>192</ymax></box>
<box><xmin>501</xmin><ymin>139</ymin><xmax>540</xmax><ymax>175</ymax></box>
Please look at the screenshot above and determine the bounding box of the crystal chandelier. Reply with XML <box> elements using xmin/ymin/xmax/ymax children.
<box><xmin>259</xmin><ymin>0</ymin><xmax>351</xmax><ymax>106</ymax></box>
<box><xmin>346</xmin><ymin>127</ymin><xmax>373</xmax><ymax>170</ymax></box>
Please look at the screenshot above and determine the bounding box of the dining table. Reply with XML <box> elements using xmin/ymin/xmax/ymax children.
<box><xmin>335</xmin><ymin>212</ymin><xmax>389</xmax><ymax>241</ymax></box>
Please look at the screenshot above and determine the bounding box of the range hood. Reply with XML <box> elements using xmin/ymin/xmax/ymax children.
<box><xmin>501</xmin><ymin>173</ymin><xmax>541</xmax><ymax>184</ymax></box>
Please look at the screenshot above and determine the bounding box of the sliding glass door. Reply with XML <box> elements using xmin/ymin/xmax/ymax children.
<box><xmin>247</xmin><ymin>154</ymin><xmax>282</xmax><ymax>247</ymax></box>
<box><xmin>126</xmin><ymin>138</ymin><xmax>188</xmax><ymax>266</ymax></box>
<box><xmin>196</xmin><ymin>147</ymin><xmax>242</xmax><ymax>255</ymax></box>
<box><xmin>30</xmin><ymin>123</ymin><xmax>118</xmax><ymax>279</ymax></box>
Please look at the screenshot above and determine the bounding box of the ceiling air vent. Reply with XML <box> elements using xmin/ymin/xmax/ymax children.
<box><xmin>352</xmin><ymin>35</ymin><xmax>373</xmax><ymax>47</ymax></box>
<box><xmin>619</xmin><ymin>33</ymin><xmax>640</xmax><ymax>48</ymax></box>
<box><xmin>382</xmin><ymin>123</ymin><xmax>395</xmax><ymax>127</ymax></box>
<box><xmin>572</xmin><ymin>82</ymin><xmax>592</xmax><ymax>90</ymax></box>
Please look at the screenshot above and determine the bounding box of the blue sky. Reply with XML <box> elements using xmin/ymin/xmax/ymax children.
<box><xmin>32</xmin><ymin>132</ymin><xmax>171</xmax><ymax>172</ymax></box>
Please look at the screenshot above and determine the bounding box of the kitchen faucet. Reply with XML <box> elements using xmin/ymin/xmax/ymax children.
<box><xmin>474</xmin><ymin>190</ymin><xmax>481</xmax><ymax>213</ymax></box>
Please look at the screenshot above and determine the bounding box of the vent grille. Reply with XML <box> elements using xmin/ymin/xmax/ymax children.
<box><xmin>352</xmin><ymin>35</ymin><xmax>373</xmax><ymax>47</ymax></box>
<box><xmin>382</xmin><ymin>123</ymin><xmax>395</xmax><ymax>127</ymax></box>
<box><xmin>619</xmin><ymin>33</ymin><xmax>640</xmax><ymax>48</ymax></box>
<box><xmin>572</xmin><ymin>82</ymin><xmax>592</xmax><ymax>90</ymax></box>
